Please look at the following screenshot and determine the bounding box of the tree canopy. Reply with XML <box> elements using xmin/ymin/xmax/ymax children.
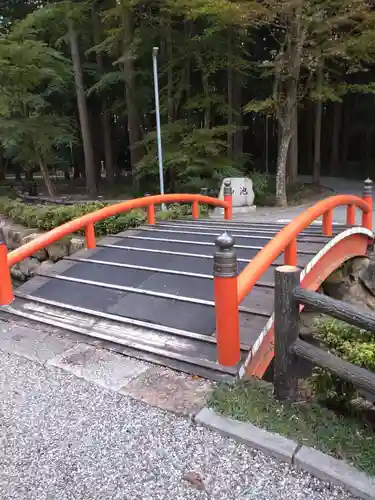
<box><xmin>1</xmin><ymin>0</ymin><xmax>375</xmax><ymax>204</ymax></box>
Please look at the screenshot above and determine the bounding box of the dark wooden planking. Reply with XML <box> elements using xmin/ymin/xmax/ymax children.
<box><xmin>106</xmin><ymin>232</ymin><xmax>325</xmax><ymax>255</ymax></box>
<box><xmin>241</xmin><ymin>286</ymin><xmax>274</xmax><ymax>314</ymax></box>
<box><xmin>123</xmin><ymin>227</ymin><xmax>332</xmax><ymax>245</ymax></box>
<box><xmin>158</xmin><ymin>219</ymin><xmax>346</xmax><ymax>235</ymax></box>
<box><xmin>238</xmin><ymin>312</ymin><xmax>269</xmax><ymax>347</ymax></box>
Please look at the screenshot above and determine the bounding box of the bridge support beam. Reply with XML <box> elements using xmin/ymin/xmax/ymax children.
<box><xmin>0</xmin><ymin>241</ymin><xmax>14</xmax><ymax>305</ymax></box>
<box><xmin>284</xmin><ymin>238</ymin><xmax>297</xmax><ymax>266</ymax></box>
<box><xmin>323</xmin><ymin>209</ymin><xmax>333</xmax><ymax>236</ymax></box>
<box><xmin>85</xmin><ymin>223</ymin><xmax>96</xmax><ymax>249</ymax></box>
<box><xmin>223</xmin><ymin>180</ymin><xmax>233</xmax><ymax>221</ymax></box>
<box><xmin>145</xmin><ymin>194</ymin><xmax>156</xmax><ymax>225</ymax></box>
<box><xmin>213</xmin><ymin>232</ymin><xmax>240</xmax><ymax>366</ymax></box>
<box><xmin>192</xmin><ymin>200</ymin><xmax>199</xmax><ymax>219</ymax></box>
<box><xmin>346</xmin><ymin>204</ymin><xmax>356</xmax><ymax>225</ymax></box>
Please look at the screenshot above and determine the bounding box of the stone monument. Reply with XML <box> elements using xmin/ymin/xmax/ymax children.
<box><xmin>216</xmin><ymin>177</ymin><xmax>255</xmax><ymax>215</ymax></box>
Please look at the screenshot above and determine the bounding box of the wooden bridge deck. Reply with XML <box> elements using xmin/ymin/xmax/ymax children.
<box><xmin>3</xmin><ymin>219</ymin><xmax>345</xmax><ymax>380</ymax></box>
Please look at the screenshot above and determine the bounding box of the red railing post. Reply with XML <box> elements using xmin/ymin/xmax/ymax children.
<box><xmin>362</xmin><ymin>178</ymin><xmax>373</xmax><ymax>231</ymax></box>
<box><xmin>322</xmin><ymin>209</ymin><xmax>333</xmax><ymax>236</ymax></box>
<box><xmin>85</xmin><ymin>223</ymin><xmax>96</xmax><ymax>249</ymax></box>
<box><xmin>145</xmin><ymin>194</ymin><xmax>156</xmax><ymax>225</ymax></box>
<box><xmin>192</xmin><ymin>200</ymin><xmax>199</xmax><ymax>219</ymax></box>
<box><xmin>213</xmin><ymin>232</ymin><xmax>240</xmax><ymax>366</ymax></box>
<box><xmin>0</xmin><ymin>241</ymin><xmax>14</xmax><ymax>305</ymax></box>
<box><xmin>284</xmin><ymin>238</ymin><xmax>297</xmax><ymax>266</ymax></box>
<box><xmin>346</xmin><ymin>204</ymin><xmax>355</xmax><ymax>225</ymax></box>
<box><xmin>223</xmin><ymin>180</ymin><xmax>233</xmax><ymax>220</ymax></box>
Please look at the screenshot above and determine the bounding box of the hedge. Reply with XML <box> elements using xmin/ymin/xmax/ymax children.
<box><xmin>311</xmin><ymin>317</ymin><xmax>375</xmax><ymax>403</ymax></box>
<box><xmin>0</xmin><ymin>197</ymin><xmax>208</xmax><ymax>237</ymax></box>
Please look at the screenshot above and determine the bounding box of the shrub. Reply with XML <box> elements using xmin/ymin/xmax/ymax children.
<box><xmin>311</xmin><ymin>317</ymin><xmax>375</xmax><ymax>403</ymax></box>
<box><xmin>0</xmin><ymin>196</ymin><xmax>209</xmax><ymax>237</ymax></box>
<box><xmin>250</xmin><ymin>170</ymin><xmax>271</xmax><ymax>205</ymax></box>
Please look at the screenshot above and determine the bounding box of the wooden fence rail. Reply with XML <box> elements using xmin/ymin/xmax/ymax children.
<box><xmin>274</xmin><ymin>265</ymin><xmax>375</xmax><ymax>401</ymax></box>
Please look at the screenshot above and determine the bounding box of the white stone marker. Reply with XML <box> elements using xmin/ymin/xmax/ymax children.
<box><xmin>217</xmin><ymin>177</ymin><xmax>255</xmax><ymax>214</ymax></box>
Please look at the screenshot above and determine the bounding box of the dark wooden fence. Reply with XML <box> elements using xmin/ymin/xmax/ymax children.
<box><xmin>273</xmin><ymin>265</ymin><xmax>375</xmax><ymax>401</ymax></box>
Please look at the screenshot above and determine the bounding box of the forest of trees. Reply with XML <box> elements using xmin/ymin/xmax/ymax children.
<box><xmin>1</xmin><ymin>0</ymin><xmax>375</xmax><ymax>206</ymax></box>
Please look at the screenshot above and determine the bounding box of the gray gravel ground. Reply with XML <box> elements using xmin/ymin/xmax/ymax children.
<box><xmin>0</xmin><ymin>350</ymin><xmax>357</xmax><ymax>500</ymax></box>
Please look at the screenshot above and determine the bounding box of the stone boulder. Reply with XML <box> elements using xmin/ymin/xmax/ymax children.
<box><xmin>21</xmin><ymin>232</ymin><xmax>48</xmax><ymax>261</ymax></box>
<box><xmin>359</xmin><ymin>256</ymin><xmax>375</xmax><ymax>296</ymax></box>
<box><xmin>46</xmin><ymin>238</ymin><xmax>71</xmax><ymax>262</ymax></box>
<box><xmin>322</xmin><ymin>256</ymin><xmax>375</xmax><ymax>311</ymax></box>
<box><xmin>11</xmin><ymin>257</ymin><xmax>41</xmax><ymax>281</ymax></box>
<box><xmin>69</xmin><ymin>236</ymin><xmax>85</xmax><ymax>254</ymax></box>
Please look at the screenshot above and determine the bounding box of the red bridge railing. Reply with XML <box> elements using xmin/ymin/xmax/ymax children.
<box><xmin>0</xmin><ymin>187</ymin><xmax>233</xmax><ymax>305</ymax></box>
<box><xmin>213</xmin><ymin>178</ymin><xmax>373</xmax><ymax>366</ymax></box>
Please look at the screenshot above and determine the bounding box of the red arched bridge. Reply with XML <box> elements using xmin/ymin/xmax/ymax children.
<box><xmin>0</xmin><ymin>179</ymin><xmax>373</xmax><ymax>380</ymax></box>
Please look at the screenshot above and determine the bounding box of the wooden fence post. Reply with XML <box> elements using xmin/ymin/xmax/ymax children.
<box><xmin>274</xmin><ymin>265</ymin><xmax>301</xmax><ymax>401</ymax></box>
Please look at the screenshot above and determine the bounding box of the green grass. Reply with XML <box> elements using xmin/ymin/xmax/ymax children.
<box><xmin>209</xmin><ymin>379</ymin><xmax>375</xmax><ymax>477</ymax></box>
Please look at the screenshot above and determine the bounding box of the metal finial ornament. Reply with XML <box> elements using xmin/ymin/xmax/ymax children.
<box><xmin>223</xmin><ymin>180</ymin><xmax>232</xmax><ymax>196</ymax></box>
<box><xmin>213</xmin><ymin>231</ymin><xmax>237</xmax><ymax>277</ymax></box>
<box><xmin>364</xmin><ymin>178</ymin><xmax>373</xmax><ymax>197</ymax></box>
<box><xmin>215</xmin><ymin>231</ymin><xmax>235</xmax><ymax>250</ymax></box>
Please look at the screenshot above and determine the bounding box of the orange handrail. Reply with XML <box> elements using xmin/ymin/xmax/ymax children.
<box><xmin>7</xmin><ymin>193</ymin><xmax>230</xmax><ymax>268</ymax></box>
<box><xmin>237</xmin><ymin>194</ymin><xmax>372</xmax><ymax>304</ymax></box>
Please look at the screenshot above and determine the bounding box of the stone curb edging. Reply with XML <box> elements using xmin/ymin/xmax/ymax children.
<box><xmin>195</xmin><ymin>407</ymin><xmax>375</xmax><ymax>500</ymax></box>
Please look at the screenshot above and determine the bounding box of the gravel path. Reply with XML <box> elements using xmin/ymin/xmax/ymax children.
<box><xmin>0</xmin><ymin>350</ymin><xmax>356</xmax><ymax>500</ymax></box>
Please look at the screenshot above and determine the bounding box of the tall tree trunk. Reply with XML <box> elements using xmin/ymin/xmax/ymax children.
<box><xmin>15</xmin><ymin>166</ymin><xmax>22</xmax><ymax>182</ymax></box>
<box><xmin>276</xmin><ymin>124</ymin><xmax>293</xmax><ymax>207</ymax></box>
<box><xmin>25</xmin><ymin>170</ymin><xmax>34</xmax><ymax>182</ymax></box>
<box><xmin>184</xmin><ymin>20</ymin><xmax>191</xmax><ymax>103</ymax></box>
<box><xmin>0</xmin><ymin>155</ymin><xmax>6</xmax><ymax>181</ymax></box>
<box><xmin>122</xmin><ymin>5</ymin><xmax>143</xmax><ymax>187</ymax></box>
<box><xmin>287</xmin><ymin>106</ymin><xmax>298</xmax><ymax>184</ymax></box>
<box><xmin>67</xmin><ymin>18</ymin><xmax>97</xmax><ymax>195</ymax></box>
<box><xmin>167</xmin><ymin>17</ymin><xmax>174</xmax><ymax>123</ymax></box>
<box><xmin>233</xmin><ymin>69</ymin><xmax>243</xmax><ymax>158</ymax></box>
<box><xmin>38</xmin><ymin>157</ymin><xmax>55</xmax><ymax>197</ymax></box>
<box><xmin>92</xmin><ymin>8</ymin><xmax>114</xmax><ymax>184</ymax></box>
<box><xmin>330</xmin><ymin>101</ymin><xmax>341</xmax><ymax>175</ymax></box>
<box><xmin>313</xmin><ymin>65</ymin><xmax>324</xmax><ymax>185</ymax></box>
<box><xmin>364</xmin><ymin>128</ymin><xmax>372</xmax><ymax>164</ymax></box>
<box><xmin>275</xmin><ymin>5</ymin><xmax>305</xmax><ymax>206</ymax></box>
<box><xmin>342</xmin><ymin>100</ymin><xmax>350</xmax><ymax>167</ymax></box>
<box><xmin>227</xmin><ymin>28</ymin><xmax>234</xmax><ymax>158</ymax></box>
<box><xmin>306</xmin><ymin>103</ymin><xmax>313</xmax><ymax>173</ymax></box>
<box><xmin>195</xmin><ymin>52</ymin><xmax>211</xmax><ymax>128</ymax></box>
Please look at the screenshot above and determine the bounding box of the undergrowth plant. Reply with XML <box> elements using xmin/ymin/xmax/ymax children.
<box><xmin>312</xmin><ymin>317</ymin><xmax>375</xmax><ymax>403</ymax></box>
<box><xmin>0</xmin><ymin>197</ymin><xmax>208</xmax><ymax>236</ymax></box>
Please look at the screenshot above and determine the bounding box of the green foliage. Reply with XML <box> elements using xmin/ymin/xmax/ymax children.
<box><xmin>250</xmin><ymin>170</ymin><xmax>271</xmax><ymax>204</ymax></box>
<box><xmin>0</xmin><ymin>196</ymin><xmax>208</xmax><ymax>236</ymax></box>
<box><xmin>2</xmin><ymin>0</ymin><xmax>375</xmax><ymax>203</ymax></box>
<box><xmin>136</xmin><ymin>122</ymin><xmax>247</xmax><ymax>192</ymax></box>
<box><xmin>0</xmin><ymin>35</ymin><xmax>74</xmax><ymax>182</ymax></box>
<box><xmin>311</xmin><ymin>318</ymin><xmax>375</xmax><ymax>403</ymax></box>
<box><xmin>210</xmin><ymin>379</ymin><xmax>375</xmax><ymax>476</ymax></box>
